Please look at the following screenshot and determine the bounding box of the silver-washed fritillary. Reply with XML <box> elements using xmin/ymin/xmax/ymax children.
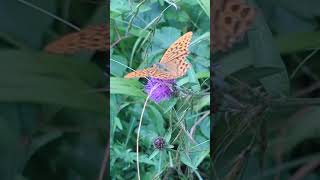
<box><xmin>124</xmin><ymin>32</ymin><xmax>192</xmax><ymax>80</ymax></box>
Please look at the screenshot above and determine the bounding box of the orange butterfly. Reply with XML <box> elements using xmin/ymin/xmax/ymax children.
<box><xmin>45</xmin><ymin>25</ymin><xmax>108</xmax><ymax>54</ymax></box>
<box><xmin>124</xmin><ymin>32</ymin><xmax>193</xmax><ymax>80</ymax></box>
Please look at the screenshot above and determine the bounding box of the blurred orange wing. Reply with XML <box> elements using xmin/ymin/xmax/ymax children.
<box><xmin>45</xmin><ymin>25</ymin><xmax>108</xmax><ymax>54</ymax></box>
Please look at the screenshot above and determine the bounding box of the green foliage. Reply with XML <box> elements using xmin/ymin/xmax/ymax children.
<box><xmin>214</xmin><ymin>0</ymin><xmax>320</xmax><ymax>179</ymax></box>
<box><xmin>111</xmin><ymin>0</ymin><xmax>210</xmax><ymax>179</ymax></box>
<box><xmin>0</xmin><ymin>1</ymin><xmax>106</xmax><ymax>180</ymax></box>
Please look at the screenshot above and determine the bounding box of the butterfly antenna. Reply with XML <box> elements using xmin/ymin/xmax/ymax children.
<box><xmin>110</xmin><ymin>59</ymin><xmax>151</xmax><ymax>81</ymax></box>
<box><xmin>17</xmin><ymin>0</ymin><xmax>80</xmax><ymax>31</ymax></box>
<box><xmin>110</xmin><ymin>59</ymin><xmax>135</xmax><ymax>72</ymax></box>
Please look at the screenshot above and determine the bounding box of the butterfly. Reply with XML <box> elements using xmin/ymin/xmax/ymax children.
<box><xmin>125</xmin><ymin>32</ymin><xmax>192</xmax><ymax>80</ymax></box>
<box><xmin>45</xmin><ymin>25</ymin><xmax>108</xmax><ymax>54</ymax></box>
<box><xmin>213</xmin><ymin>0</ymin><xmax>256</xmax><ymax>51</ymax></box>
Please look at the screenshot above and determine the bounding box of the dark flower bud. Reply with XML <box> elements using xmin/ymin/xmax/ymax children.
<box><xmin>153</xmin><ymin>137</ymin><xmax>166</xmax><ymax>150</ymax></box>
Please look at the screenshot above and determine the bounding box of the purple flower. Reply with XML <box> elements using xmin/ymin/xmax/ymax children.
<box><xmin>144</xmin><ymin>78</ymin><xmax>176</xmax><ymax>103</ymax></box>
<box><xmin>153</xmin><ymin>137</ymin><xmax>166</xmax><ymax>150</ymax></box>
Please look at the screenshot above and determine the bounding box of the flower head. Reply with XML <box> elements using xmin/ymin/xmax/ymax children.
<box><xmin>153</xmin><ymin>137</ymin><xmax>166</xmax><ymax>150</ymax></box>
<box><xmin>144</xmin><ymin>78</ymin><xmax>176</xmax><ymax>103</ymax></box>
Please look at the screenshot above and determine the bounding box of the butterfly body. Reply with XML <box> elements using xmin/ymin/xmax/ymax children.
<box><xmin>154</xmin><ymin>63</ymin><xmax>170</xmax><ymax>72</ymax></box>
<box><xmin>125</xmin><ymin>32</ymin><xmax>193</xmax><ymax>80</ymax></box>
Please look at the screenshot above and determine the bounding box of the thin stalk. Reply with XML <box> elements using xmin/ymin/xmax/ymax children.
<box><xmin>136</xmin><ymin>84</ymin><xmax>160</xmax><ymax>180</ymax></box>
<box><xmin>290</xmin><ymin>49</ymin><xmax>319</xmax><ymax>79</ymax></box>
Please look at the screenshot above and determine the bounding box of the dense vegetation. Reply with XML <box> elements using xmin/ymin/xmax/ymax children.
<box><xmin>0</xmin><ymin>1</ymin><xmax>106</xmax><ymax>180</ymax></box>
<box><xmin>214</xmin><ymin>0</ymin><xmax>320</xmax><ymax>179</ymax></box>
<box><xmin>111</xmin><ymin>0</ymin><xmax>210</xmax><ymax>179</ymax></box>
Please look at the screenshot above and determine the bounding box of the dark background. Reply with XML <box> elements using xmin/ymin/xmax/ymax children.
<box><xmin>1</xmin><ymin>0</ymin><xmax>320</xmax><ymax>180</ymax></box>
<box><xmin>0</xmin><ymin>1</ymin><xmax>107</xmax><ymax>180</ymax></box>
<box><xmin>213</xmin><ymin>0</ymin><xmax>320</xmax><ymax>180</ymax></box>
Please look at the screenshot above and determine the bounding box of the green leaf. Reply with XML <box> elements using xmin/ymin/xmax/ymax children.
<box><xmin>110</xmin><ymin>55</ymin><xmax>128</xmax><ymax>77</ymax></box>
<box><xmin>139</xmin><ymin>154</ymin><xmax>156</xmax><ymax>165</ymax></box>
<box><xmin>218</xmin><ymin>49</ymin><xmax>253</xmax><ymax>78</ymax></box>
<box><xmin>114</xmin><ymin>117</ymin><xmax>123</xmax><ymax>130</ymax></box>
<box><xmin>164</xmin><ymin>128</ymin><xmax>172</xmax><ymax>143</ymax></box>
<box><xmin>58</xmin><ymin>133</ymin><xmax>104</xmax><ymax>179</ymax></box>
<box><xmin>0</xmin><ymin>0</ymin><xmax>55</xmax><ymax>48</ymax></box>
<box><xmin>187</xmin><ymin>65</ymin><xmax>201</xmax><ymax>92</ymax></box>
<box><xmin>199</xmin><ymin>117</ymin><xmax>210</xmax><ymax>139</ymax></box>
<box><xmin>0</xmin><ymin>116</ymin><xmax>23</xmax><ymax>180</ymax></box>
<box><xmin>180</xmin><ymin>152</ymin><xmax>197</xmax><ymax>170</ymax></box>
<box><xmin>139</xmin><ymin>126</ymin><xmax>158</xmax><ymax>148</ymax></box>
<box><xmin>194</xmin><ymin>95</ymin><xmax>210</xmax><ymax>111</ymax></box>
<box><xmin>0</xmin><ymin>50</ymin><xmax>104</xmax><ymax>86</ymax></box>
<box><xmin>110</xmin><ymin>0</ymin><xmax>130</xmax><ymax>15</ymax></box>
<box><xmin>279</xmin><ymin>0</ymin><xmax>320</xmax><ymax>18</ymax></box>
<box><xmin>269</xmin><ymin>106</ymin><xmax>320</xmax><ymax>153</ymax></box>
<box><xmin>150</xmin><ymin>27</ymin><xmax>181</xmax><ymax>56</ymax></box>
<box><xmin>190</xmin><ymin>32</ymin><xmax>210</xmax><ymax>50</ymax></box>
<box><xmin>177</xmin><ymin>71</ymin><xmax>209</xmax><ymax>86</ymax></box>
<box><xmin>160</xmin><ymin>98</ymin><xmax>177</xmax><ymax>114</ymax></box>
<box><xmin>0</xmin><ymin>51</ymin><xmax>106</xmax><ymax>113</ymax></box>
<box><xmin>248</xmin><ymin>9</ymin><xmax>290</xmax><ymax>96</ymax></box>
<box><xmin>270</xmin><ymin>6</ymin><xmax>317</xmax><ymax>34</ymax></box>
<box><xmin>25</xmin><ymin>131</ymin><xmax>63</xmax><ymax>166</ymax></box>
<box><xmin>165</xmin><ymin>9</ymin><xmax>189</xmax><ymax>23</ymax></box>
<box><xmin>232</xmin><ymin>66</ymin><xmax>284</xmax><ymax>83</ymax></box>
<box><xmin>276</xmin><ymin>31</ymin><xmax>320</xmax><ymax>54</ymax></box>
<box><xmin>148</xmin><ymin>105</ymin><xmax>165</xmax><ymax>135</ymax></box>
<box><xmin>88</xmin><ymin>1</ymin><xmax>107</xmax><ymax>24</ymax></box>
<box><xmin>110</xmin><ymin>77</ymin><xmax>145</xmax><ymax>97</ymax></box>
<box><xmin>196</xmin><ymin>0</ymin><xmax>210</xmax><ymax>17</ymax></box>
<box><xmin>148</xmin><ymin>150</ymin><xmax>160</xmax><ymax>160</ymax></box>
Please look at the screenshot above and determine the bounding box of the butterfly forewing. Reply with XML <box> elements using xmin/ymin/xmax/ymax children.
<box><xmin>159</xmin><ymin>32</ymin><xmax>192</xmax><ymax>64</ymax></box>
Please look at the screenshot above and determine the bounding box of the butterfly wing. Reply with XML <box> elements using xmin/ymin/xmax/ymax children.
<box><xmin>213</xmin><ymin>0</ymin><xmax>256</xmax><ymax>51</ymax></box>
<box><xmin>45</xmin><ymin>25</ymin><xmax>108</xmax><ymax>54</ymax></box>
<box><xmin>124</xmin><ymin>67</ymin><xmax>177</xmax><ymax>79</ymax></box>
<box><xmin>159</xmin><ymin>32</ymin><xmax>192</xmax><ymax>64</ymax></box>
<box><xmin>124</xmin><ymin>67</ymin><xmax>156</xmax><ymax>78</ymax></box>
<box><xmin>124</xmin><ymin>32</ymin><xmax>192</xmax><ymax>80</ymax></box>
<box><xmin>158</xmin><ymin>32</ymin><xmax>192</xmax><ymax>78</ymax></box>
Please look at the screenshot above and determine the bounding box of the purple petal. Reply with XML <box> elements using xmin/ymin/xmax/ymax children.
<box><xmin>144</xmin><ymin>78</ymin><xmax>176</xmax><ymax>103</ymax></box>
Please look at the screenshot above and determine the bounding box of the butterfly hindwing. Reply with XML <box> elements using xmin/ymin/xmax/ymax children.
<box><xmin>125</xmin><ymin>67</ymin><xmax>178</xmax><ymax>79</ymax></box>
<box><xmin>124</xmin><ymin>67</ymin><xmax>157</xmax><ymax>78</ymax></box>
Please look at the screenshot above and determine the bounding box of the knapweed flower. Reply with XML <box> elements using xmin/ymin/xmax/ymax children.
<box><xmin>144</xmin><ymin>78</ymin><xmax>176</xmax><ymax>103</ymax></box>
<box><xmin>153</xmin><ymin>137</ymin><xmax>166</xmax><ymax>150</ymax></box>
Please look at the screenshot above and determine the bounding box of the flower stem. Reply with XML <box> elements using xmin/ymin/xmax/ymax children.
<box><xmin>136</xmin><ymin>84</ymin><xmax>160</xmax><ymax>180</ymax></box>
